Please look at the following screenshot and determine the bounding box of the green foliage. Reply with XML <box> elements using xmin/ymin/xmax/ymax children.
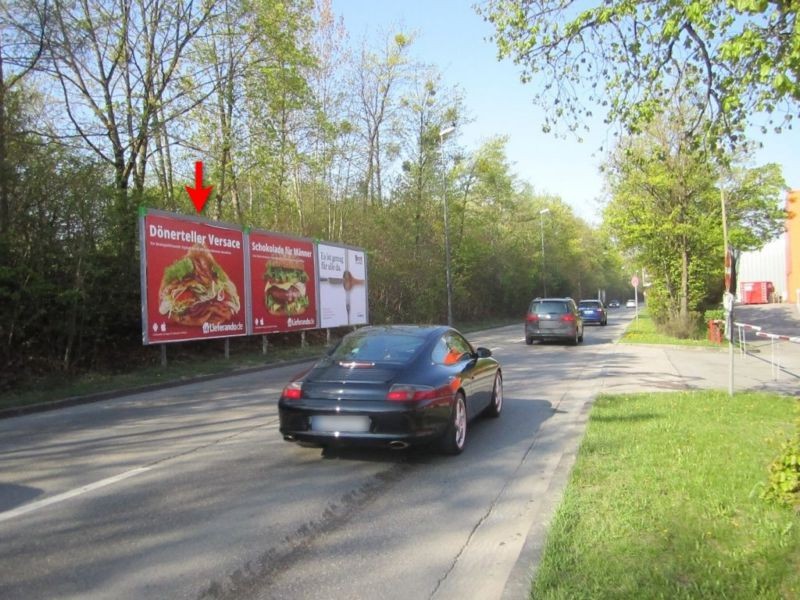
<box><xmin>0</xmin><ymin>1</ymin><xmax>630</xmax><ymax>389</ymax></box>
<box><xmin>704</xmin><ymin>308</ymin><xmax>725</xmax><ymax>322</ymax></box>
<box><xmin>479</xmin><ymin>0</ymin><xmax>800</xmax><ymax>150</ymax></box>
<box><xmin>761</xmin><ymin>418</ymin><xmax>800</xmax><ymax>509</ymax></box>
<box><xmin>603</xmin><ymin>106</ymin><xmax>785</xmax><ymax>337</ymax></box>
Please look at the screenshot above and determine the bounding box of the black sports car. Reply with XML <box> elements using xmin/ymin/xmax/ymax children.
<box><xmin>278</xmin><ymin>325</ymin><xmax>502</xmax><ymax>454</ymax></box>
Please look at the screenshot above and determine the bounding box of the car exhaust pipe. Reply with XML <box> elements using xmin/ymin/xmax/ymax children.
<box><xmin>283</xmin><ymin>435</ymin><xmax>296</xmax><ymax>442</ymax></box>
<box><xmin>389</xmin><ymin>440</ymin><xmax>409</xmax><ymax>450</ymax></box>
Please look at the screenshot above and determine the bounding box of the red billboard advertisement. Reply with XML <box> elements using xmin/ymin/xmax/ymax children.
<box><xmin>248</xmin><ymin>231</ymin><xmax>318</xmax><ymax>333</ymax></box>
<box><xmin>140</xmin><ymin>210</ymin><xmax>247</xmax><ymax>344</ymax></box>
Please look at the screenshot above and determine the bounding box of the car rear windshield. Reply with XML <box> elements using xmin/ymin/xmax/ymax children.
<box><xmin>531</xmin><ymin>301</ymin><xmax>569</xmax><ymax>314</ymax></box>
<box><xmin>330</xmin><ymin>333</ymin><xmax>426</xmax><ymax>364</ymax></box>
<box><xmin>579</xmin><ymin>301</ymin><xmax>601</xmax><ymax>308</ymax></box>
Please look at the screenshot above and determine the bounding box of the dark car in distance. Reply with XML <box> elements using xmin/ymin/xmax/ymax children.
<box><xmin>525</xmin><ymin>297</ymin><xmax>584</xmax><ymax>345</ymax></box>
<box><xmin>278</xmin><ymin>325</ymin><xmax>502</xmax><ymax>455</ymax></box>
<box><xmin>578</xmin><ymin>299</ymin><xmax>608</xmax><ymax>325</ymax></box>
<box><xmin>608</xmin><ymin>299</ymin><xmax>621</xmax><ymax>308</ymax></box>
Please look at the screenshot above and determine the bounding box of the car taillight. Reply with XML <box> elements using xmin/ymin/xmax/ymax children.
<box><xmin>281</xmin><ymin>381</ymin><xmax>303</xmax><ymax>400</ymax></box>
<box><xmin>387</xmin><ymin>380</ymin><xmax>459</xmax><ymax>402</ymax></box>
<box><xmin>561</xmin><ymin>313</ymin><xmax>576</xmax><ymax>322</ymax></box>
<box><xmin>526</xmin><ymin>313</ymin><xmax>539</xmax><ymax>322</ymax></box>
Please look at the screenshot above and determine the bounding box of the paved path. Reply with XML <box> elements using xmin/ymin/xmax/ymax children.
<box><xmin>603</xmin><ymin>303</ymin><xmax>800</xmax><ymax>397</ymax></box>
<box><xmin>503</xmin><ymin>303</ymin><xmax>799</xmax><ymax>599</ymax></box>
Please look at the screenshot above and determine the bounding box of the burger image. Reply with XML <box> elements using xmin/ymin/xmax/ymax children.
<box><xmin>158</xmin><ymin>244</ymin><xmax>241</xmax><ymax>326</ymax></box>
<box><xmin>264</xmin><ymin>256</ymin><xmax>309</xmax><ymax>315</ymax></box>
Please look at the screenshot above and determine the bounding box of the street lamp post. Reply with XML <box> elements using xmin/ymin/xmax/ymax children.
<box><xmin>539</xmin><ymin>208</ymin><xmax>550</xmax><ymax>296</ymax></box>
<box><xmin>440</xmin><ymin>125</ymin><xmax>455</xmax><ymax>326</ymax></box>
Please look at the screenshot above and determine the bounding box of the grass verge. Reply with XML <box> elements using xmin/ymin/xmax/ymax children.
<box><xmin>0</xmin><ymin>317</ymin><xmax>520</xmax><ymax>414</ymax></box>
<box><xmin>532</xmin><ymin>390</ymin><xmax>800</xmax><ymax>599</ymax></box>
<box><xmin>619</xmin><ymin>308</ymin><xmax>719</xmax><ymax>347</ymax></box>
<box><xmin>0</xmin><ymin>343</ymin><xmax>323</xmax><ymax>413</ymax></box>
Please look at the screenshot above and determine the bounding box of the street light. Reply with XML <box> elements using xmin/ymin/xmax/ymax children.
<box><xmin>440</xmin><ymin>125</ymin><xmax>456</xmax><ymax>326</ymax></box>
<box><xmin>539</xmin><ymin>208</ymin><xmax>550</xmax><ymax>296</ymax></box>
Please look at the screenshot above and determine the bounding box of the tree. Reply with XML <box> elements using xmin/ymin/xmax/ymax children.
<box><xmin>604</xmin><ymin>129</ymin><xmax>719</xmax><ymax>327</ymax></box>
<box><xmin>478</xmin><ymin>0</ymin><xmax>800</xmax><ymax>147</ymax></box>
<box><xmin>352</xmin><ymin>30</ymin><xmax>412</xmax><ymax>205</ymax></box>
<box><xmin>603</xmin><ymin>110</ymin><xmax>785</xmax><ymax>332</ymax></box>
<box><xmin>0</xmin><ymin>0</ymin><xmax>48</xmax><ymax>236</ymax></box>
<box><xmin>44</xmin><ymin>0</ymin><xmax>217</xmax><ymax>228</ymax></box>
<box><xmin>723</xmin><ymin>162</ymin><xmax>787</xmax><ymax>252</ymax></box>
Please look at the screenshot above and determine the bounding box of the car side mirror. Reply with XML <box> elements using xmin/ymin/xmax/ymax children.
<box><xmin>475</xmin><ymin>347</ymin><xmax>492</xmax><ymax>358</ymax></box>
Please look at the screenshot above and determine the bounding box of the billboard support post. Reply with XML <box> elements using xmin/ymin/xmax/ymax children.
<box><xmin>224</xmin><ymin>338</ymin><xmax>230</xmax><ymax>360</ymax></box>
<box><xmin>161</xmin><ymin>344</ymin><xmax>167</xmax><ymax>368</ymax></box>
<box><xmin>262</xmin><ymin>335</ymin><xmax>268</xmax><ymax>356</ymax></box>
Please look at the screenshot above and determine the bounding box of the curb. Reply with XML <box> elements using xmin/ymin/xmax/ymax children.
<box><xmin>0</xmin><ymin>324</ymin><xmax>518</xmax><ymax>421</ymax></box>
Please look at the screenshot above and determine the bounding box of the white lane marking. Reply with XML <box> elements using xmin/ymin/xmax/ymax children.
<box><xmin>0</xmin><ymin>466</ymin><xmax>152</xmax><ymax>523</ymax></box>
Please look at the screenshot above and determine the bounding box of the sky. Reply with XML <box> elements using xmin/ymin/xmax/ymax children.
<box><xmin>330</xmin><ymin>0</ymin><xmax>800</xmax><ymax>225</ymax></box>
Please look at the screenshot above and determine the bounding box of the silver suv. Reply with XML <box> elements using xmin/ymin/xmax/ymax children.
<box><xmin>525</xmin><ymin>297</ymin><xmax>584</xmax><ymax>345</ymax></box>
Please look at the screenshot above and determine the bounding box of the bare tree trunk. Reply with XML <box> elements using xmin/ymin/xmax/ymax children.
<box><xmin>63</xmin><ymin>253</ymin><xmax>83</xmax><ymax>371</ymax></box>
<box><xmin>0</xmin><ymin>50</ymin><xmax>8</xmax><ymax>237</ymax></box>
<box><xmin>680</xmin><ymin>240</ymin><xmax>690</xmax><ymax>321</ymax></box>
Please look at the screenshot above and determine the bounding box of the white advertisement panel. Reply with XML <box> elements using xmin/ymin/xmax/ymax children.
<box><xmin>317</xmin><ymin>243</ymin><xmax>368</xmax><ymax>328</ymax></box>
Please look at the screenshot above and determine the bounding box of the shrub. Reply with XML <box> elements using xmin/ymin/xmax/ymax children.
<box><xmin>761</xmin><ymin>419</ymin><xmax>800</xmax><ymax>509</ymax></box>
<box><xmin>660</xmin><ymin>311</ymin><xmax>704</xmax><ymax>339</ymax></box>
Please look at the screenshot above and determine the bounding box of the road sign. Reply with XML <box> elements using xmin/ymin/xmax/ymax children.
<box><xmin>631</xmin><ymin>275</ymin><xmax>639</xmax><ymax>288</ymax></box>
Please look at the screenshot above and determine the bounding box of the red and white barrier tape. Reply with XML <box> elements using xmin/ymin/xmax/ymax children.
<box><xmin>755</xmin><ymin>331</ymin><xmax>800</xmax><ymax>343</ymax></box>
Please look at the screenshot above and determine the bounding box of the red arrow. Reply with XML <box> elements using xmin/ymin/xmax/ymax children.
<box><xmin>185</xmin><ymin>161</ymin><xmax>213</xmax><ymax>213</ymax></box>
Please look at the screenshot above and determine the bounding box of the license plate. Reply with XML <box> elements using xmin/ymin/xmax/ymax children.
<box><xmin>310</xmin><ymin>415</ymin><xmax>371</xmax><ymax>433</ymax></box>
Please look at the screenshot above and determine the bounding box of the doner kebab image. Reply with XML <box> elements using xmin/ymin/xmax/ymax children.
<box><xmin>158</xmin><ymin>244</ymin><xmax>241</xmax><ymax>326</ymax></box>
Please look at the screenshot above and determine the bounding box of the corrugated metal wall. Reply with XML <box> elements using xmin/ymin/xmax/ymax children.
<box><xmin>736</xmin><ymin>233</ymin><xmax>787</xmax><ymax>302</ymax></box>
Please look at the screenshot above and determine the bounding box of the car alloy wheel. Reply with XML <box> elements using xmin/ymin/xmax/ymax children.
<box><xmin>484</xmin><ymin>372</ymin><xmax>503</xmax><ymax>418</ymax></box>
<box><xmin>440</xmin><ymin>393</ymin><xmax>467</xmax><ymax>455</ymax></box>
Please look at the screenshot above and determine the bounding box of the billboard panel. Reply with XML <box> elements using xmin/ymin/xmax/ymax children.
<box><xmin>249</xmin><ymin>231</ymin><xmax>318</xmax><ymax>333</ymax></box>
<box><xmin>140</xmin><ymin>211</ymin><xmax>247</xmax><ymax>344</ymax></box>
<box><xmin>318</xmin><ymin>243</ymin><xmax>368</xmax><ymax>328</ymax></box>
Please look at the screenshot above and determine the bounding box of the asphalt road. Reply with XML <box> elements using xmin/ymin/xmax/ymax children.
<box><xmin>0</xmin><ymin>311</ymin><xmax>636</xmax><ymax>600</ymax></box>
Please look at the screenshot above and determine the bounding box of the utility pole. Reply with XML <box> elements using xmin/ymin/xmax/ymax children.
<box><xmin>722</xmin><ymin>188</ymin><xmax>735</xmax><ymax>396</ymax></box>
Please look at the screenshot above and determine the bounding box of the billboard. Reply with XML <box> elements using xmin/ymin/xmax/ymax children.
<box><xmin>317</xmin><ymin>243</ymin><xmax>369</xmax><ymax>328</ymax></box>
<box><xmin>248</xmin><ymin>231</ymin><xmax>317</xmax><ymax>333</ymax></box>
<box><xmin>140</xmin><ymin>210</ymin><xmax>247</xmax><ymax>344</ymax></box>
<box><xmin>140</xmin><ymin>209</ymin><xmax>368</xmax><ymax>344</ymax></box>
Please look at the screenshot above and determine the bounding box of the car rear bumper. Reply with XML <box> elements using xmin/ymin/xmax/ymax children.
<box><xmin>278</xmin><ymin>399</ymin><xmax>451</xmax><ymax>448</ymax></box>
<box><xmin>525</xmin><ymin>324</ymin><xmax>577</xmax><ymax>339</ymax></box>
<box><xmin>581</xmin><ymin>314</ymin><xmax>605</xmax><ymax>324</ymax></box>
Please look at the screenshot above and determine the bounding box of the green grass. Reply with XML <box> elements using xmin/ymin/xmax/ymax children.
<box><xmin>0</xmin><ymin>343</ymin><xmax>323</xmax><ymax>412</ymax></box>
<box><xmin>620</xmin><ymin>309</ymin><xmax>719</xmax><ymax>347</ymax></box>
<box><xmin>532</xmin><ymin>390</ymin><xmax>800</xmax><ymax>599</ymax></box>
